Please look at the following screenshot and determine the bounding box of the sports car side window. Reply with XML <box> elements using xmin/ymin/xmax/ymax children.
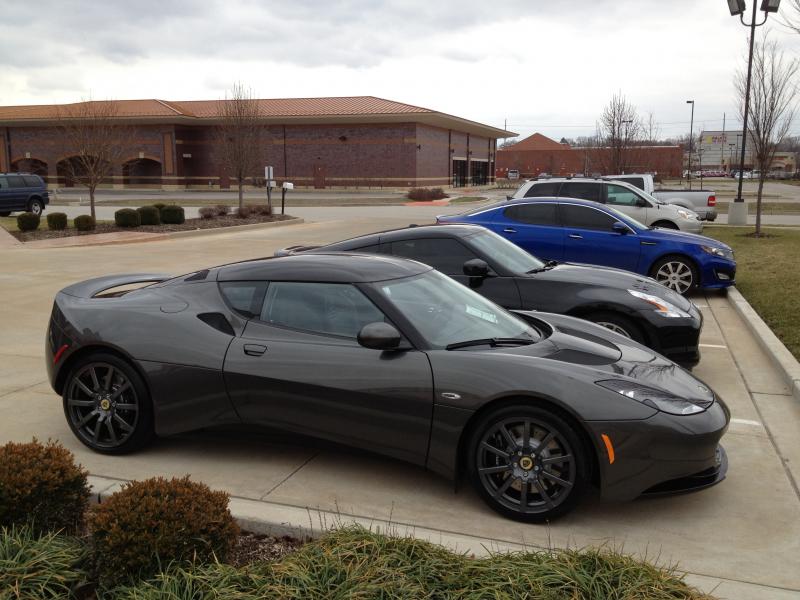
<box><xmin>261</xmin><ymin>282</ymin><xmax>386</xmax><ymax>339</ymax></box>
<box><xmin>219</xmin><ymin>281</ymin><xmax>268</xmax><ymax>319</ymax></box>
<box><xmin>390</xmin><ymin>238</ymin><xmax>479</xmax><ymax>275</ymax></box>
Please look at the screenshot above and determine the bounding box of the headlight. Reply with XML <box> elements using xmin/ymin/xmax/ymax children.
<box><xmin>701</xmin><ymin>245</ymin><xmax>734</xmax><ymax>260</ymax></box>
<box><xmin>676</xmin><ymin>209</ymin><xmax>695</xmax><ymax>220</ymax></box>
<box><xmin>627</xmin><ymin>289</ymin><xmax>690</xmax><ymax>318</ymax></box>
<box><xmin>596</xmin><ymin>380</ymin><xmax>709</xmax><ymax>415</ymax></box>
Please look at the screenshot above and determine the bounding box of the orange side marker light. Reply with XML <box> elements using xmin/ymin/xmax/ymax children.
<box><xmin>601</xmin><ymin>434</ymin><xmax>615</xmax><ymax>464</ymax></box>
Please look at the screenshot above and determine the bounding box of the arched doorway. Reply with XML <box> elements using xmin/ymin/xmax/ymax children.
<box><xmin>122</xmin><ymin>158</ymin><xmax>162</xmax><ymax>187</ymax></box>
<box><xmin>57</xmin><ymin>157</ymin><xmax>86</xmax><ymax>187</ymax></box>
<box><xmin>11</xmin><ymin>158</ymin><xmax>48</xmax><ymax>178</ymax></box>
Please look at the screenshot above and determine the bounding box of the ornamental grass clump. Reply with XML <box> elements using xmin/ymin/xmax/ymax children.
<box><xmin>0</xmin><ymin>525</ymin><xmax>89</xmax><ymax>600</ymax></box>
<box><xmin>16</xmin><ymin>212</ymin><xmax>40</xmax><ymax>232</ymax></box>
<box><xmin>407</xmin><ymin>187</ymin><xmax>448</xmax><ymax>201</ymax></box>
<box><xmin>198</xmin><ymin>206</ymin><xmax>216</xmax><ymax>219</ymax></box>
<box><xmin>0</xmin><ymin>439</ymin><xmax>90</xmax><ymax>535</ymax></box>
<box><xmin>215</xmin><ymin>204</ymin><xmax>230</xmax><ymax>216</ymax></box>
<box><xmin>89</xmin><ymin>476</ymin><xmax>239</xmax><ymax>586</ymax></box>
<box><xmin>46</xmin><ymin>212</ymin><xmax>68</xmax><ymax>230</ymax></box>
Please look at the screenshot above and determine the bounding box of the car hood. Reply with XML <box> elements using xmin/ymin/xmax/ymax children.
<box><xmin>643</xmin><ymin>227</ymin><xmax>732</xmax><ymax>251</ymax></box>
<box><xmin>532</xmin><ymin>263</ymin><xmax>693</xmax><ymax>312</ymax></box>
<box><xmin>501</xmin><ymin>312</ymin><xmax>714</xmax><ymax>403</ymax></box>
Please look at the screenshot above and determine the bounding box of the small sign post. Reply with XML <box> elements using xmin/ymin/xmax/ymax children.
<box><xmin>265</xmin><ymin>166</ymin><xmax>274</xmax><ymax>211</ymax></box>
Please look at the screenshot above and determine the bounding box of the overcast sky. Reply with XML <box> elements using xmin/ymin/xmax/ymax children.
<box><xmin>3</xmin><ymin>0</ymin><xmax>800</xmax><ymax>141</ymax></box>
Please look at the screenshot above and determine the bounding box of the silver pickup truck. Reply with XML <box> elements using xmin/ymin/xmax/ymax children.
<box><xmin>607</xmin><ymin>174</ymin><xmax>717</xmax><ymax>221</ymax></box>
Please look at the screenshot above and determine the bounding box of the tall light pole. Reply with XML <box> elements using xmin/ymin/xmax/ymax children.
<box><xmin>726</xmin><ymin>0</ymin><xmax>782</xmax><ymax>224</ymax></box>
<box><xmin>686</xmin><ymin>100</ymin><xmax>695</xmax><ymax>189</ymax></box>
<box><xmin>728</xmin><ymin>142</ymin><xmax>736</xmax><ymax>172</ymax></box>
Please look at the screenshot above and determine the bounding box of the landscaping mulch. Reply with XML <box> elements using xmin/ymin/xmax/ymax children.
<box><xmin>12</xmin><ymin>213</ymin><xmax>294</xmax><ymax>242</ymax></box>
<box><xmin>227</xmin><ymin>531</ymin><xmax>303</xmax><ymax>568</ymax></box>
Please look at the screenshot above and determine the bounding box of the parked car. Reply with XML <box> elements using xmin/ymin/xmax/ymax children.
<box><xmin>0</xmin><ymin>172</ymin><xmax>49</xmax><ymax>216</ymax></box>
<box><xmin>603</xmin><ymin>174</ymin><xmax>717</xmax><ymax>222</ymax></box>
<box><xmin>279</xmin><ymin>224</ymin><xmax>703</xmax><ymax>366</ymax></box>
<box><xmin>509</xmin><ymin>177</ymin><xmax>703</xmax><ymax>232</ymax></box>
<box><xmin>437</xmin><ymin>198</ymin><xmax>736</xmax><ymax>295</ymax></box>
<box><xmin>47</xmin><ymin>254</ymin><xmax>729</xmax><ymax>522</ymax></box>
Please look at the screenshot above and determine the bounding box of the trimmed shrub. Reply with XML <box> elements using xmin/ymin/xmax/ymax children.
<box><xmin>89</xmin><ymin>476</ymin><xmax>239</xmax><ymax>585</ymax></box>
<box><xmin>160</xmin><ymin>205</ymin><xmax>185</xmax><ymax>224</ymax></box>
<box><xmin>46</xmin><ymin>212</ymin><xmax>68</xmax><ymax>231</ymax></box>
<box><xmin>215</xmin><ymin>204</ymin><xmax>230</xmax><ymax>216</ymax></box>
<box><xmin>115</xmin><ymin>208</ymin><xmax>141</xmax><ymax>228</ymax></box>
<box><xmin>74</xmin><ymin>215</ymin><xmax>96</xmax><ymax>232</ymax></box>
<box><xmin>152</xmin><ymin>202</ymin><xmax>167</xmax><ymax>212</ymax></box>
<box><xmin>235</xmin><ymin>206</ymin><xmax>252</xmax><ymax>218</ymax></box>
<box><xmin>0</xmin><ymin>525</ymin><xmax>89</xmax><ymax>599</ymax></box>
<box><xmin>16</xmin><ymin>212</ymin><xmax>40</xmax><ymax>232</ymax></box>
<box><xmin>407</xmin><ymin>187</ymin><xmax>448</xmax><ymax>201</ymax></box>
<box><xmin>198</xmin><ymin>206</ymin><xmax>216</xmax><ymax>220</ymax></box>
<box><xmin>0</xmin><ymin>439</ymin><xmax>90</xmax><ymax>535</ymax></box>
<box><xmin>137</xmin><ymin>205</ymin><xmax>161</xmax><ymax>226</ymax></box>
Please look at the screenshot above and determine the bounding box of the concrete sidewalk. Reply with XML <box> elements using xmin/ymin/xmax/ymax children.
<box><xmin>0</xmin><ymin>218</ymin><xmax>799</xmax><ymax>598</ymax></box>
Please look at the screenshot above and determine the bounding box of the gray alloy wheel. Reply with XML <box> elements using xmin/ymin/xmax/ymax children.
<box><xmin>653</xmin><ymin>257</ymin><xmax>695</xmax><ymax>295</ymax></box>
<box><xmin>468</xmin><ymin>406</ymin><xmax>586</xmax><ymax>522</ymax></box>
<box><xmin>28</xmin><ymin>199</ymin><xmax>43</xmax><ymax>215</ymax></box>
<box><xmin>595</xmin><ymin>321</ymin><xmax>632</xmax><ymax>337</ymax></box>
<box><xmin>63</xmin><ymin>353</ymin><xmax>153</xmax><ymax>453</ymax></box>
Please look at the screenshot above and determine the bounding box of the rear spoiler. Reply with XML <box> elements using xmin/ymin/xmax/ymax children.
<box><xmin>274</xmin><ymin>245</ymin><xmax>321</xmax><ymax>257</ymax></box>
<box><xmin>60</xmin><ymin>273</ymin><xmax>172</xmax><ymax>298</ymax></box>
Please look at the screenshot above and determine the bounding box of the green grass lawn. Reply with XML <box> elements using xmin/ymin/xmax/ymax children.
<box><xmin>706</xmin><ymin>226</ymin><xmax>800</xmax><ymax>359</ymax></box>
<box><xmin>715</xmin><ymin>201</ymin><xmax>800</xmax><ymax>215</ymax></box>
<box><xmin>449</xmin><ymin>196</ymin><xmax>487</xmax><ymax>204</ymax></box>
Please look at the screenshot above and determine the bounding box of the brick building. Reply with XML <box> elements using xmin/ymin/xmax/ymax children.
<box><xmin>496</xmin><ymin>133</ymin><xmax>684</xmax><ymax>178</ymax></box>
<box><xmin>0</xmin><ymin>97</ymin><xmax>512</xmax><ymax>189</ymax></box>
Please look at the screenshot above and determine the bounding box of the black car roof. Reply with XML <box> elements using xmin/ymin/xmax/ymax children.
<box><xmin>320</xmin><ymin>224</ymin><xmax>487</xmax><ymax>251</ymax></box>
<box><xmin>217</xmin><ymin>252</ymin><xmax>431</xmax><ymax>283</ymax></box>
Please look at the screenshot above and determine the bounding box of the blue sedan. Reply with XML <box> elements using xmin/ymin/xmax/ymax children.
<box><xmin>437</xmin><ymin>198</ymin><xmax>735</xmax><ymax>295</ymax></box>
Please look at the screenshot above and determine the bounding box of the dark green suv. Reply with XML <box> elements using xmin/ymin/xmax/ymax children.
<box><xmin>0</xmin><ymin>173</ymin><xmax>50</xmax><ymax>216</ymax></box>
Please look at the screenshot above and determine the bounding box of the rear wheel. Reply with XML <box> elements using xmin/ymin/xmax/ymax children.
<box><xmin>587</xmin><ymin>311</ymin><xmax>645</xmax><ymax>343</ymax></box>
<box><xmin>467</xmin><ymin>404</ymin><xmax>588</xmax><ymax>522</ymax></box>
<box><xmin>650</xmin><ymin>255</ymin><xmax>698</xmax><ymax>295</ymax></box>
<box><xmin>62</xmin><ymin>352</ymin><xmax>154</xmax><ymax>454</ymax></box>
<box><xmin>28</xmin><ymin>199</ymin><xmax>43</xmax><ymax>216</ymax></box>
<box><xmin>652</xmin><ymin>220</ymin><xmax>678</xmax><ymax>230</ymax></box>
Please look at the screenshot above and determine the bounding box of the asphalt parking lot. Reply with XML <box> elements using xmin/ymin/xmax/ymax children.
<box><xmin>1</xmin><ymin>214</ymin><xmax>799</xmax><ymax>598</ymax></box>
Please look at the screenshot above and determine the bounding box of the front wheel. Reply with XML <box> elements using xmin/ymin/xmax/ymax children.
<box><xmin>62</xmin><ymin>352</ymin><xmax>154</xmax><ymax>454</ymax></box>
<box><xmin>28</xmin><ymin>199</ymin><xmax>43</xmax><ymax>216</ymax></box>
<box><xmin>467</xmin><ymin>405</ymin><xmax>588</xmax><ymax>522</ymax></box>
<box><xmin>650</xmin><ymin>255</ymin><xmax>698</xmax><ymax>295</ymax></box>
<box><xmin>651</xmin><ymin>220</ymin><xmax>678</xmax><ymax>230</ymax></box>
<box><xmin>587</xmin><ymin>311</ymin><xmax>645</xmax><ymax>344</ymax></box>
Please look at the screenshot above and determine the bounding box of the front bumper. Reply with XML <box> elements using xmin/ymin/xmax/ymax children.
<box><xmin>587</xmin><ymin>395</ymin><xmax>730</xmax><ymax>502</ymax></box>
<box><xmin>700</xmin><ymin>258</ymin><xmax>736</xmax><ymax>289</ymax></box>
<box><xmin>639</xmin><ymin>303</ymin><xmax>702</xmax><ymax>368</ymax></box>
<box><xmin>680</xmin><ymin>219</ymin><xmax>704</xmax><ymax>234</ymax></box>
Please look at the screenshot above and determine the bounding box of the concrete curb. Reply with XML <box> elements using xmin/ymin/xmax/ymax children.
<box><xmin>165</xmin><ymin>216</ymin><xmax>304</xmax><ymax>240</ymax></box>
<box><xmin>727</xmin><ymin>287</ymin><xmax>800</xmax><ymax>402</ymax></box>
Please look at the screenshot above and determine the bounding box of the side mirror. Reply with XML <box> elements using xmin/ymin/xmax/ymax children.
<box><xmin>463</xmin><ymin>258</ymin><xmax>490</xmax><ymax>278</ymax></box>
<box><xmin>636</xmin><ymin>198</ymin><xmax>648</xmax><ymax>208</ymax></box>
<box><xmin>612</xmin><ymin>222</ymin><xmax>628</xmax><ymax>235</ymax></box>
<box><xmin>357</xmin><ymin>322</ymin><xmax>402</xmax><ymax>350</ymax></box>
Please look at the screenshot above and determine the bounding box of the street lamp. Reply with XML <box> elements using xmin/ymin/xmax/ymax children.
<box><xmin>725</xmin><ymin>0</ymin><xmax>782</xmax><ymax>224</ymax></box>
<box><xmin>728</xmin><ymin>143</ymin><xmax>736</xmax><ymax>172</ymax></box>
<box><xmin>686</xmin><ymin>100</ymin><xmax>695</xmax><ymax>189</ymax></box>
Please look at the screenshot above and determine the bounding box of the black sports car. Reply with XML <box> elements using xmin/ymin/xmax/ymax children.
<box><xmin>277</xmin><ymin>225</ymin><xmax>703</xmax><ymax>366</ymax></box>
<box><xmin>46</xmin><ymin>254</ymin><xmax>728</xmax><ymax>522</ymax></box>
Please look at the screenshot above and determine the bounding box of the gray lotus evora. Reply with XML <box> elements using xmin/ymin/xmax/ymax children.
<box><xmin>46</xmin><ymin>253</ymin><xmax>729</xmax><ymax>521</ymax></box>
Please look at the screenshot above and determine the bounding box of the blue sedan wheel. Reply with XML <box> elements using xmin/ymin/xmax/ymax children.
<box><xmin>651</xmin><ymin>256</ymin><xmax>697</xmax><ymax>295</ymax></box>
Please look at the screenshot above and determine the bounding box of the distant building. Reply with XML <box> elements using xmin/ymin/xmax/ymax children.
<box><xmin>696</xmin><ymin>130</ymin><xmax>796</xmax><ymax>175</ymax></box>
<box><xmin>496</xmin><ymin>133</ymin><xmax>683</xmax><ymax>178</ymax></box>
<box><xmin>0</xmin><ymin>97</ymin><xmax>513</xmax><ymax>189</ymax></box>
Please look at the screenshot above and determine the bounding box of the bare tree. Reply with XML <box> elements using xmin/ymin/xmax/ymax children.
<box><xmin>644</xmin><ymin>112</ymin><xmax>661</xmax><ymax>145</ymax></box>
<box><xmin>597</xmin><ymin>93</ymin><xmax>643</xmax><ymax>174</ymax></box>
<box><xmin>217</xmin><ymin>83</ymin><xmax>266</xmax><ymax>211</ymax></box>
<box><xmin>735</xmin><ymin>34</ymin><xmax>799</xmax><ymax>235</ymax></box>
<box><xmin>57</xmin><ymin>100</ymin><xmax>132</xmax><ymax>220</ymax></box>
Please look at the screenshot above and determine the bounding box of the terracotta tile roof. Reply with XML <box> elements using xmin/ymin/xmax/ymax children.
<box><xmin>506</xmin><ymin>133</ymin><xmax>570</xmax><ymax>152</ymax></box>
<box><xmin>0</xmin><ymin>96</ymin><xmax>433</xmax><ymax>121</ymax></box>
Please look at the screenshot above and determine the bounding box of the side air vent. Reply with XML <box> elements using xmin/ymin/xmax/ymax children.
<box><xmin>185</xmin><ymin>270</ymin><xmax>210</xmax><ymax>282</ymax></box>
<box><xmin>197</xmin><ymin>312</ymin><xmax>235</xmax><ymax>336</ymax></box>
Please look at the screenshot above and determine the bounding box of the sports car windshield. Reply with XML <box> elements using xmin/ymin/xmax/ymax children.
<box><xmin>468</xmin><ymin>230</ymin><xmax>546</xmax><ymax>274</ymax></box>
<box><xmin>376</xmin><ymin>271</ymin><xmax>541</xmax><ymax>349</ymax></box>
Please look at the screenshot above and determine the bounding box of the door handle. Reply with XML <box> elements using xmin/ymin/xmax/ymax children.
<box><xmin>568</xmin><ymin>234</ymin><xmax>583</xmax><ymax>239</ymax></box>
<box><xmin>503</xmin><ymin>228</ymin><xmax>517</xmax><ymax>233</ymax></box>
<box><xmin>243</xmin><ymin>344</ymin><xmax>267</xmax><ymax>356</ymax></box>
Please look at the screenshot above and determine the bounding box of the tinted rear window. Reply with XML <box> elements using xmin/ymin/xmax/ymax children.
<box><xmin>6</xmin><ymin>175</ymin><xmax>25</xmax><ymax>188</ymax></box>
<box><xmin>558</xmin><ymin>182</ymin><xmax>602</xmax><ymax>202</ymax></box>
<box><xmin>23</xmin><ymin>175</ymin><xmax>43</xmax><ymax>187</ymax></box>
<box><xmin>613</xmin><ymin>177</ymin><xmax>645</xmax><ymax>190</ymax></box>
<box><xmin>504</xmin><ymin>203</ymin><xmax>559</xmax><ymax>226</ymax></box>
<box><xmin>561</xmin><ymin>204</ymin><xmax>617</xmax><ymax>231</ymax></box>
<box><xmin>390</xmin><ymin>238</ymin><xmax>479</xmax><ymax>275</ymax></box>
<box><xmin>524</xmin><ymin>182</ymin><xmax>560</xmax><ymax>197</ymax></box>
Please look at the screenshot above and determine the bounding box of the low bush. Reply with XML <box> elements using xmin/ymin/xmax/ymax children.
<box><xmin>115</xmin><ymin>208</ymin><xmax>141</xmax><ymax>228</ymax></box>
<box><xmin>160</xmin><ymin>205</ymin><xmax>185</xmax><ymax>224</ymax></box>
<box><xmin>137</xmin><ymin>205</ymin><xmax>161</xmax><ymax>226</ymax></box>
<box><xmin>46</xmin><ymin>212</ymin><xmax>68</xmax><ymax>231</ymax></box>
<box><xmin>89</xmin><ymin>476</ymin><xmax>239</xmax><ymax>585</ymax></box>
<box><xmin>16</xmin><ymin>212</ymin><xmax>40</xmax><ymax>232</ymax></box>
<box><xmin>0</xmin><ymin>439</ymin><xmax>90</xmax><ymax>535</ymax></box>
<box><xmin>152</xmin><ymin>202</ymin><xmax>167</xmax><ymax>212</ymax></box>
<box><xmin>74</xmin><ymin>215</ymin><xmax>96</xmax><ymax>231</ymax></box>
<box><xmin>0</xmin><ymin>525</ymin><xmax>88</xmax><ymax>599</ymax></box>
<box><xmin>198</xmin><ymin>206</ymin><xmax>217</xmax><ymax>219</ymax></box>
<box><xmin>215</xmin><ymin>204</ymin><xmax>230</xmax><ymax>216</ymax></box>
<box><xmin>113</xmin><ymin>526</ymin><xmax>713</xmax><ymax>599</ymax></box>
<box><xmin>407</xmin><ymin>187</ymin><xmax>448</xmax><ymax>201</ymax></box>
<box><xmin>249</xmin><ymin>204</ymin><xmax>272</xmax><ymax>216</ymax></box>
<box><xmin>236</xmin><ymin>206</ymin><xmax>252</xmax><ymax>218</ymax></box>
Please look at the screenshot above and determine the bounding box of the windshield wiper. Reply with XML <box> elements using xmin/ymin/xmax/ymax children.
<box><xmin>527</xmin><ymin>260</ymin><xmax>558</xmax><ymax>274</ymax></box>
<box><xmin>445</xmin><ymin>337</ymin><xmax>536</xmax><ymax>350</ymax></box>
